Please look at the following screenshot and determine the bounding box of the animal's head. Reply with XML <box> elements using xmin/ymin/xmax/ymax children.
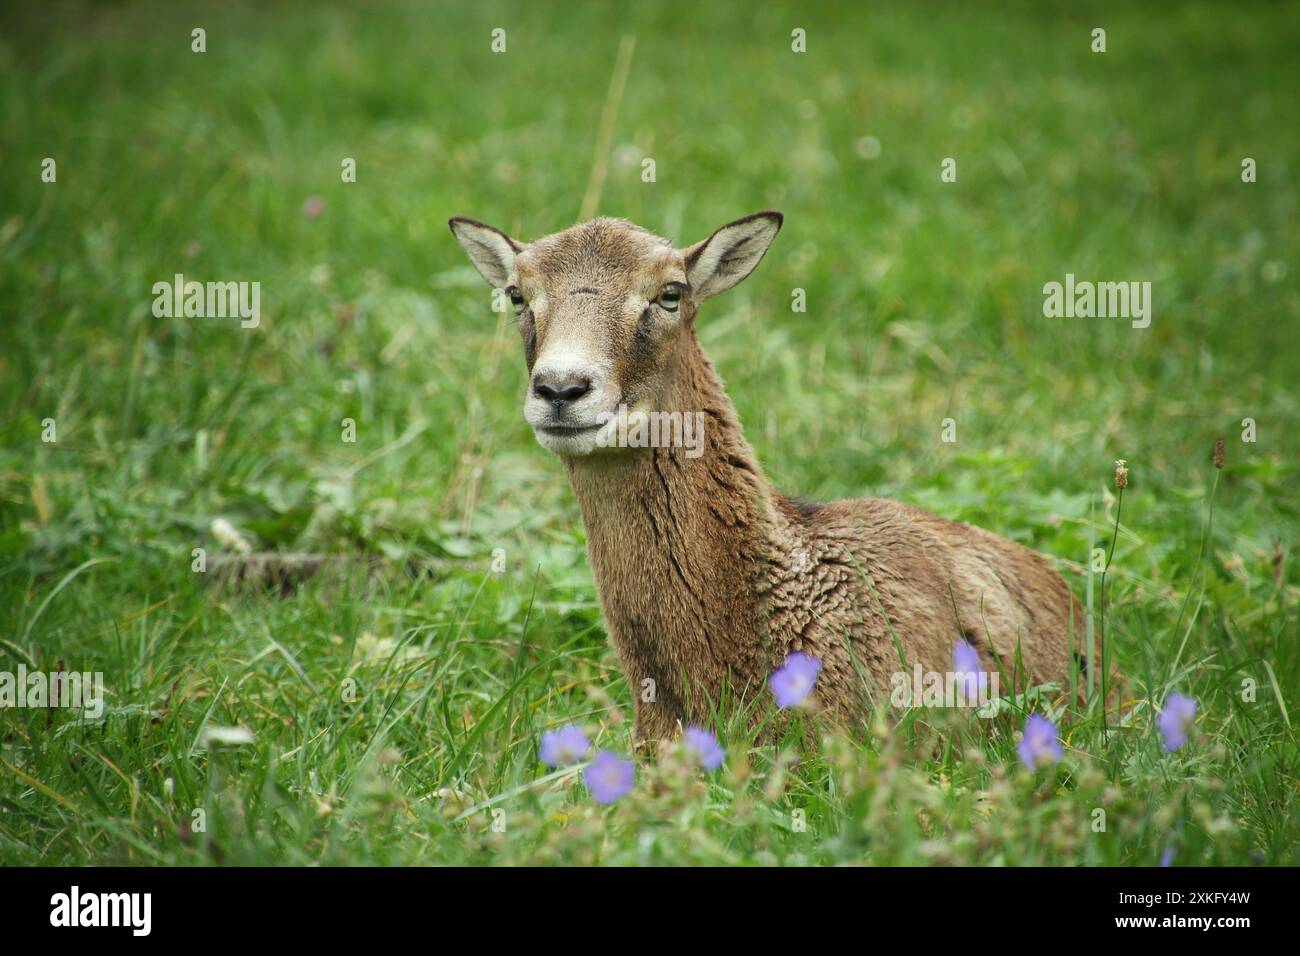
<box><xmin>449</xmin><ymin>211</ymin><xmax>782</xmax><ymax>456</ymax></box>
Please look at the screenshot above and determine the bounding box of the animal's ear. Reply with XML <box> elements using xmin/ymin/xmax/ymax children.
<box><xmin>682</xmin><ymin>211</ymin><xmax>783</xmax><ymax>300</ymax></box>
<box><xmin>448</xmin><ymin>216</ymin><xmax>523</xmax><ymax>288</ymax></box>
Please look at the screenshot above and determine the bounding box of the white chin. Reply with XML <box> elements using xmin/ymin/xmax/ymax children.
<box><xmin>533</xmin><ymin>427</ymin><xmax>601</xmax><ymax>457</ymax></box>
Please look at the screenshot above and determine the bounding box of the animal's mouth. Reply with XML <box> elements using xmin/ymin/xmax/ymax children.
<box><xmin>529</xmin><ymin>399</ymin><xmax>625</xmax><ymax>456</ymax></box>
<box><xmin>538</xmin><ymin>423</ymin><xmax>602</xmax><ymax>437</ymax></box>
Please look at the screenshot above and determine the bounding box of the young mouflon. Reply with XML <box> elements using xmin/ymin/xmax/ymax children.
<box><xmin>450</xmin><ymin>210</ymin><xmax>1089</xmax><ymax>744</ymax></box>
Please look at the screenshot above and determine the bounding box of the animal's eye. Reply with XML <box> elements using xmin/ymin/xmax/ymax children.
<box><xmin>657</xmin><ymin>285</ymin><xmax>682</xmax><ymax>311</ymax></box>
<box><xmin>506</xmin><ymin>286</ymin><xmax>526</xmax><ymax>312</ymax></box>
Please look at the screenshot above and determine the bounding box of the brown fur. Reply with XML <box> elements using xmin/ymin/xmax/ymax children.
<box><xmin>451</xmin><ymin>213</ymin><xmax>1091</xmax><ymax>744</ymax></box>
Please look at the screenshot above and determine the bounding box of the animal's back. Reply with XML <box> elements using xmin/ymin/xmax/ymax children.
<box><xmin>769</xmin><ymin>494</ymin><xmax>1081</xmax><ymax>716</ymax></box>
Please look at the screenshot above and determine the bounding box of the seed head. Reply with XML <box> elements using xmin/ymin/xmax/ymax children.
<box><xmin>1113</xmin><ymin>459</ymin><xmax>1129</xmax><ymax>491</ymax></box>
<box><xmin>1213</xmin><ymin>438</ymin><xmax>1225</xmax><ymax>469</ymax></box>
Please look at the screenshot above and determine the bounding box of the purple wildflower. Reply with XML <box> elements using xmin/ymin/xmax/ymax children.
<box><xmin>771</xmin><ymin>652</ymin><xmax>821</xmax><ymax>708</ymax></box>
<box><xmin>682</xmin><ymin>726</ymin><xmax>726</xmax><ymax>771</ymax></box>
<box><xmin>1160</xmin><ymin>845</ymin><xmax>1175</xmax><ymax>867</ymax></box>
<box><xmin>1017</xmin><ymin>714</ymin><xmax>1064</xmax><ymax>770</ymax></box>
<box><xmin>1157</xmin><ymin>692</ymin><xmax>1197</xmax><ymax>751</ymax></box>
<box><xmin>584</xmin><ymin>751</ymin><xmax>635</xmax><ymax>804</ymax></box>
<box><xmin>953</xmin><ymin>637</ymin><xmax>988</xmax><ymax>699</ymax></box>
<box><xmin>538</xmin><ymin>724</ymin><xmax>590</xmax><ymax>767</ymax></box>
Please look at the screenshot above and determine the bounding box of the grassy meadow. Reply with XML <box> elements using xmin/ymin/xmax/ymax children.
<box><xmin>0</xmin><ymin>0</ymin><xmax>1297</xmax><ymax>866</ymax></box>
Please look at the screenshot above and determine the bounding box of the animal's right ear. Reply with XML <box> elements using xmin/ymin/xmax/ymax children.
<box><xmin>448</xmin><ymin>216</ymin><xmax>522</xmax><ymax>288</ymax></box>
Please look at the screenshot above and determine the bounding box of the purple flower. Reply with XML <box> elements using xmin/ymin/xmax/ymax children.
<box><xmin>953</xmin><ymin>638</ymin><xmax>979</xmax><ymax>674</ymax></box>
<box><xmin>584</xmin><ymin>751</ymin><xmax>635</xmax><ymax>804</ymax></box>
<box><xmin>1159</xmin><ymin>845</ymin><xmax>1175</xmax><ymax>867</ymax></box>
<box><xmin>538</xmin><ymin>724</ymin><xmax>590</xmax><ymax>767</ymax></box>
<box><xmin>771</xmin><ymin>652</ymin><xmax>821</xmax><ymax>708</ymax></box>
<box><xmin>1017</xmin><ymin>714</ymin><xmax>1063</xmax><ymax>770</ymax></box>
<box><xmin>952</xmin><ymin>637</ymin><xmax>988</xmax><ymax>698</ymax></box>
<box><xmin>1157</xmin><ymin>692</ymin><xmax>1197</xmax><ymax>751</ymax></box>
<box><xmin>682</xmin><ymin>726</ymin><xmax>726</xmax><ymax>771</ymax></box>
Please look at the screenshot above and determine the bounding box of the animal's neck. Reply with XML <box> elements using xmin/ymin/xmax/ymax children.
<box><xmin>562</xmin><ymin>330</ymin><xmax>786</xmax><ymax>718</ymax></box>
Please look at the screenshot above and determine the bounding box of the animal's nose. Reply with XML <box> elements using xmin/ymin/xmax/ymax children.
<box><xmin>532</xmin><ymin>373</ymin><xmax>592</xmax><ymax>406</ymax></box>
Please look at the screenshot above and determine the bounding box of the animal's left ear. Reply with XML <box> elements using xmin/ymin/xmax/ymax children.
<box><xmin>448</xmin><ymin>216</ymin><xmax>523</xmax><ymax>289</ymax></box>
<box><xmin>682</xmin><ymin>210</ymin><xmax>783</xmax><ymax>300</ymax></box>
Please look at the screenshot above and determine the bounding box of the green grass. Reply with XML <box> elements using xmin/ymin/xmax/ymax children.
<box><xmin>1</xmin><ymin>0</ymin><xmax>1297</xmax><ymax>866</ymax></box>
